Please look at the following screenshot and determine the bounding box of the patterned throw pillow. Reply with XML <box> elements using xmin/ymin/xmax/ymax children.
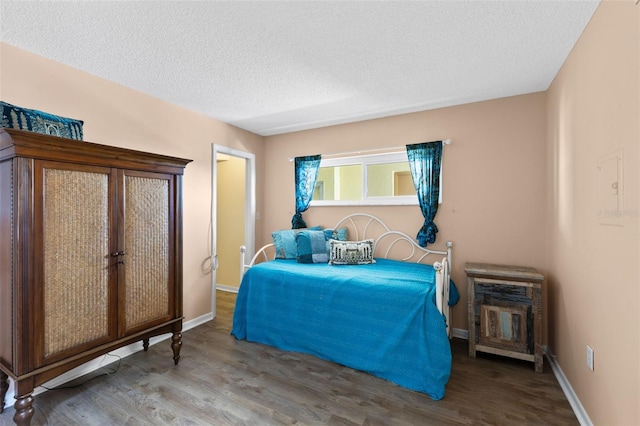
<box><xmin>295</xmin><ymin>228</ymin><xmax>350</xmax><ymax>264</ymax></box>
<box><xmin>272</xmin><ymin>226</ymin><xmax>322</xmax><ymax>259</ymax></box>
<box><xmin>295</xmin><ymin>230</ymin><xmax>329</xmax><ymax>264</ymax></box>
<box><xmin>323</xmin><ymin>227</ymin><xmax>348</xmax><ymax>242</ymax></box>
<box><xmin>1</xmin><ymin>100</ymin><xmax>84</xmax><ymax>140</ymax></box>
<box><xmin>329</xmin><ymin>239</ymin><xmax>376</xmax><ymax>265</ymax></box>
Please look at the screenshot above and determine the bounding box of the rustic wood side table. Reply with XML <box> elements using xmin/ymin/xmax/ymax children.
<box><xmin>465</xmin><ymin>262</ymin><xmax>545</xmax><ymax>372</ymax></box>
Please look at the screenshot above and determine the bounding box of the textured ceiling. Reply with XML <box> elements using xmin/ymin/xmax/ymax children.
<box><xmin>1</xmin><ymin>1</ymin><xmax>600</xmax><ymax>136</ymax></box>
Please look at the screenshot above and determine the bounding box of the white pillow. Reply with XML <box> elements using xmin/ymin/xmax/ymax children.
<box><xmin>329</xmin><ymin>239</ymin><xmax>376</xmax><ymax>265</ymax></box>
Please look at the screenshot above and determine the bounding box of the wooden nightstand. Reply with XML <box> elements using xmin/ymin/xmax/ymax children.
<box><xmin>465</xmin><ymin>262</ymin><xmax>545</xmax><ymax>372</ymax></box>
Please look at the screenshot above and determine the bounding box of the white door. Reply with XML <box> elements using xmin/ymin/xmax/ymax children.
<box><xmin>211</xmin><ymin>145</ymin><xmax>255</xmax><ymax>318</ymax></box>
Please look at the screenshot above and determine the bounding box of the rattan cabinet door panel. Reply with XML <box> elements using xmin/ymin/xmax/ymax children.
<box><xmin>120</xmin><ymin>170</ymin><xmax>175</xmax><ymax>335</ymax></box>
<box><xmin>36</xmin><ymin>162</ymin><xmax>118</xmax><ymax>366</ymax></box>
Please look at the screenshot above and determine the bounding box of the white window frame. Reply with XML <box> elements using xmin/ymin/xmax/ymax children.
<box><xmin>310</xmin><ymin>152</ymin><xmax>419</xmax><ymax>206</ymax></box>
<box><xmin>310</xmin><ymin>151</ymin><xmax>444</xmax><ymax>207</ymax></box>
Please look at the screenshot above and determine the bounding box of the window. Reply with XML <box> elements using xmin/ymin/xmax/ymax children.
<box><xmin>310</xmin><ymin>152</ymin><xmax>420</xmax><ymax>206</ymax></box>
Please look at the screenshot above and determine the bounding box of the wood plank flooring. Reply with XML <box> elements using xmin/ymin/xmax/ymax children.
<box><xmin>0</xmin><ymin>291</ymin><xmax>578</xmax><ymax>425</ymax></box>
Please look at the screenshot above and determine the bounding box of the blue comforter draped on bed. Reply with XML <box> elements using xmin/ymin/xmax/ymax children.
<box><xmin>231</xmin><ymin>258</ymin><xmax>457</xmax><ymax>400</ymax></box>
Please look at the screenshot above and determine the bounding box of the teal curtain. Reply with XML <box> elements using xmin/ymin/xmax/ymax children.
<box><xmin>292</xmin><ymin>155</ymin><xmax>321</xmax><ymax>229</ymax></box>
<box><xmin>406</xmin><ymin>141</ymin><xmax>443</xmax><ymax>247</ymax></box>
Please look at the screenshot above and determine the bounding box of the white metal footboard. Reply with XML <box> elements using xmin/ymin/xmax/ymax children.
<box><xmin>434</xmin><ymin>254</ymin><xmax>452</xmax><ymax>338</ymax></box>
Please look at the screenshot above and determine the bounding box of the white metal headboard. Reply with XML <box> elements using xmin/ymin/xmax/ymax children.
<box><xmin>241</xmin><ymin>213</ymin><xmax>452</xmax><ymax>270</ymax></box>
<box><xmin>331</xmin><ymin>213</ymin><xmax>452</xmax><ymax>266</ymax></box>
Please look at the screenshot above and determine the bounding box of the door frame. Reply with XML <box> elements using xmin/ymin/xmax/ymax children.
<box><xmin>211</xmin><ymin>144</ymin><xmax>256</xmax><ymax>318</ymax></box>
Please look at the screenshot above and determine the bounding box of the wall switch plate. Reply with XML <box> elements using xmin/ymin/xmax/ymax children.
<box><xmin>587</xmin><ymin>345</ymin><xmax>594</xmax><ymax>371</ymax></box>
<box><xmin>597</xmin><ymin>150</ymin><xmax>624</xmax><ymax>226</ymax></box>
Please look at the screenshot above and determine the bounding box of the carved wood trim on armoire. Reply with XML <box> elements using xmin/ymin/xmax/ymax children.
<box><xmin>0</xmin><ymin>128</ymin><xmax>192</xmax><ymax>426</ymax></box>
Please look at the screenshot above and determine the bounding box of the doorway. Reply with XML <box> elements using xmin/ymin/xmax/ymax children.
<box><xmin>211</xmin><ymin>144</ymin><xmax>255</xmax><ymax>319</ymax></box>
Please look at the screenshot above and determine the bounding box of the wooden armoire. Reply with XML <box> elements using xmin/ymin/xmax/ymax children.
<box><xmin>0</xmin><ymin>128</ymin><xmax>191</xmax><ymax>425</ymax></box>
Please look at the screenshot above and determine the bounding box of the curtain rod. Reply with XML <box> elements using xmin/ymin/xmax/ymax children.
<box><xmin>288</xmin><ymin>139</ymin><xmax>452</xmax><ymax>162</ymax></box>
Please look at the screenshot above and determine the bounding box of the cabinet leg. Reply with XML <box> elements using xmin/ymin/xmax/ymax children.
<box><xmin>171</xmin><ymin>331</ymin><xmax>182</xmax><ymax>365</ymax></box>
<box><xmin>468</xmin><ymin>321</ymin><xmax>477</xmax><ymax>358</ymax></box>
<box><xmin>0</xmin><ymin>370</ymin><xmax>8</xmax><ymax>413</ymax></box>
<box><xmin>143</xmin><ymin>338</ymin><xmax>150</xmax><ymax>352</ymax></box>
<box><xmin>13</xmin><ymin>394</ymin><xmax>34</xmax><ymax>426</ymax></box>
<box><xmin>467</xmin><ymin>276</ymin><xmax>477</xmax><ymax>359</ymax></box>
<box><xmin>535</xmin><ymin>344</ymin><xmax>544</xmax><ymax>373</ymax></box>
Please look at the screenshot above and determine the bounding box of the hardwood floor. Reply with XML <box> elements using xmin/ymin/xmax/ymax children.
<box><xmin>1</xmin><ymin>291</ymin><xmax>578</xmax><ymax>425</ymax></box>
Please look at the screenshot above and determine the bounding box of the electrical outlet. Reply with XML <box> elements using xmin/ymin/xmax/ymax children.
<box><xmin>587</xmin><ymin>345</ymin><xmax>594</xmax><ymax>371</ymax></box>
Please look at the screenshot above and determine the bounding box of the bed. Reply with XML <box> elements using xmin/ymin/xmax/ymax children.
<box><xmin>231</xmin><ymin>214</ymin><xmax>458</xmax><ymax>400</ymax></box>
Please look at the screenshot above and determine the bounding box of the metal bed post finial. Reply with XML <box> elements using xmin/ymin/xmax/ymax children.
<box><xmin>240</xmin><ymin>245</ymin><xmax>246</xmax><ymax>277</ymax></box>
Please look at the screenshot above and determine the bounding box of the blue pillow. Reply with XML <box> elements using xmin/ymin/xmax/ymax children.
<box><xmin>323</xmin><ymin>227</ymin><xmax>348</xmax><ymax>242</ymax></box>
<box><xmin>272</xmin><ymin>226</ymin><xmax>322</xmax><ymax>259</ymax></box>
<box><xmin>295</xmin><ymin>230</ymin><xmax>329</xmax><ymax>264</ymax></box>
<box><xmin>1</xmin><ymin>100</ymin><xmax>84</xmax><ymax>140</ymax></box>
<box><xmin>295</xmin><ymin>228</ymin><xmax>349</xmax><ymax>264</ymax></box>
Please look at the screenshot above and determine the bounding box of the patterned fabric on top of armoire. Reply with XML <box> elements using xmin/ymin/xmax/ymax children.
<box><xmin>1</xmin><ymin>100</ymin><xmax>84</xmax><ymax>140</ymax></box>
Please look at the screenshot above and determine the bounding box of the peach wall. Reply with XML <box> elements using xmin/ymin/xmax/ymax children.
<box><xmin>263</xmin><ymin>93</ymin><xmax>548</xmax><ymax>333</ymax></box>
<box><xmin>546</xmin><ymin>2</ymin><xmax>639</xmax><ymax>425</ymax></box>
<box><xmin>0</xmin><ymin>42</ymin><xmax>265</xmax><ymax>322</ymax></box>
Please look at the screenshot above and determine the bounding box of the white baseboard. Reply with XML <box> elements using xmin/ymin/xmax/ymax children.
<box><xmin>544</xmin><ymin>347</ymin><xmax>593</xmax><ymax>426</ymax></box>
<box><xmin>451</xmin><ymin>327</ymin><xmax>468</xmax><ymax>340</ymax></box>
<box><xmin>186</xmin><ymin>312</ymin><xmax>214</xmax><ymax>330</ymax></box>
<box><xmin>2</xmin><ymin>312</ymin><xmax>214</xmax><ymax>411</ymax></box>
<box><xmin>216</xmin><ymin>285</ymin><xmax>239</xmax><ymax>294</ymax></box>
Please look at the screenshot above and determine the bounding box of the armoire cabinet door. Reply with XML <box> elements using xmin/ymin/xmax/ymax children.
<box><xmin>35</xmin><ymin>161</ymin><xmax>118</xmax><ymax>367</ymax></box>
<box><xmin>119</xmin><ymin>170</ymin><xmax>176</xmax><ymax>335</ymax></box>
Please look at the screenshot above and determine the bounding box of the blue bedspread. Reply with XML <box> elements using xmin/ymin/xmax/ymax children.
<box><xmin>231</xmin><ymin>258</ymin><xmax>457</xmax><ymax>400</ymax></box>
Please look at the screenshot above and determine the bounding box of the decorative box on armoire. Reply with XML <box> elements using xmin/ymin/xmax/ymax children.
<box><xmin>465</xmin><ymin>262</ymin><xmax>545</xmax><ymax>372</ymax></box>
<box><xmin>0</xmin><ymin>128</ymin><xmax>191</xmax><ymax>425</ymax></box>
